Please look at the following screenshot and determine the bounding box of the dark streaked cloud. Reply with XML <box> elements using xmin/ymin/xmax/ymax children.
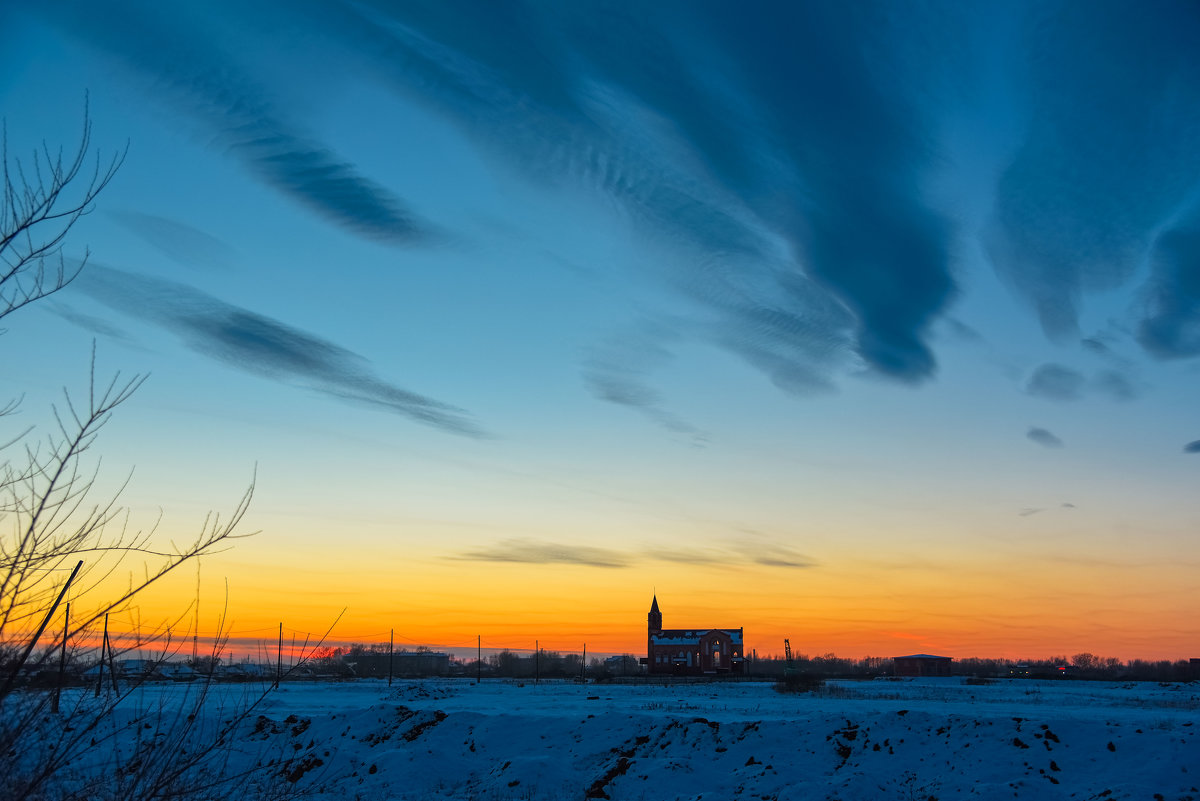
<box><xmin>1025</xmin><ymin>363</ymin><xmax>1085</xmax><ymax>401</ymax></box>
<box><xmin>1138</xmin><ymin>211</ymin><xmax>1200</xmax><ymax>359</ymax></box>
<box><xmin>299</xmin><ymin>0</ymin><xmax>953</xmax><ymax>384</ymax></box>
<box><xmin>1026</xmin><ymin>427</ymin><xmax>1064</xmax><ymax>449</ymax></box>
<box><xmin>987</xmin><ymin>3</ymin><xmax>1200</xmax><ymax>339</ymax></box>
<box><xmin>40</xmin><ymin>0</ymin><xmax>431</xmax><ymax>243</ymax></box>
<box><xmin>73</xmin><ymin>265</ymin><xmax>484</xmax><ymax>436</ymax></box>
<box><xmin>452</xmin><ymin>539</ymin><xmax>629</xmax><ymax>568</ymax></box>
<box><xmin>1184</xmin><ymin>441</ymin><xmax>1200</xmax><ymax>454</ymax></box>
<box><xmin>695</xmin><ymin>3</ymin><xmax>956</xmax><ymax>382</ymax></box>
<box><xmin>29</xmin><ymin>0</ymin><xmax>1200</xmax><ymax>405</ymax></box>
<box><xmin>111</xmin><ymin>211</ymin><xmax>237</xmax><ymax>271</ymax></box>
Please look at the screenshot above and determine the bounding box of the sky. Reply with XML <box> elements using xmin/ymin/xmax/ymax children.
<box><xmin>2</xmin><ymin>0</ymin><xmax>1199</xmax><ymax>662</ymax></box>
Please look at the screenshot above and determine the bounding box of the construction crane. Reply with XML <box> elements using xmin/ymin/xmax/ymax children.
<box><xmin>783</xmin><ymin>638</ymin><xmax>797</xmax><ymax>677</ymax></box>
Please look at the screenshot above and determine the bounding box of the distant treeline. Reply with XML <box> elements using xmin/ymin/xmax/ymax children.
<box><xmin>308</xmin><ymin>644</ymin><xmax>634</xmax><ymax>679</ymax></box>
<box><xmin>753</xmin><ymin>652</ymin><xmax>1198</xmax><ymax>682</ymax></box>
<box><xmin>306</xmin><ymin>645</ymin><xmax>1199</xmax><ymax>683</ymax></box>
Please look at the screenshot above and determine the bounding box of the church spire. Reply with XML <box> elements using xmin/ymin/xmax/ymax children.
<box><xmin>650</xmin><ymin>595</ymin><xmax>659</xmax><ymax>614</ymax></box>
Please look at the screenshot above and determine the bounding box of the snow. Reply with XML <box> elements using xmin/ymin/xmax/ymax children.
<box><xmin>15</xmin><ymin>677</ymin><xmax>1200</xmax><ymax>799</ymax></box>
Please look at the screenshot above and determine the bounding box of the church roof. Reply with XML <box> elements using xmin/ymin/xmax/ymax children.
<box><xmin>894</xmin><ymin>653</ymin><xmax>951</xmax><ymax>660</ymax></box>
<box><xmin>649</xmin><ymin>595</ymin><xmax>660</xmax><ymax>614</ymax></box>
<box><xmin>651</xmin><ymin>628</ymin><xmax>743</xmax><ymax>646</ymax></box>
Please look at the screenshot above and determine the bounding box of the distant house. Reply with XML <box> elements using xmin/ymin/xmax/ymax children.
<box><xmin>219</xmin><ymin>662</ymin><xmax>271</xmax><ymax>680</ymax></box>
<box><xmin>344</xmin><ymin>651</ymin><xmax>450</xmax><ymax>677</ymax></box>
<box><xmin>645</xmin><ymin>596</ymin><xmax>745</xmax><ymax>675</ymax></box>
<box><xmin>158</xmin><ymin>662</ymin><xmax>197</xmax><ymax>681</ymax></box>
<box><xmin>893</xmin><ymin>654</ymin><xmax>952</xmax><ymax>677</ymax></box>
<box><xmin>604</xmin><ymin>654</ymin><xmax>641</xmax><ymax>675</ymax></box>
<box><xmin>117</xmin><ymin>659</ymin><xmax>167</xmax><ymax>680</ymax></box>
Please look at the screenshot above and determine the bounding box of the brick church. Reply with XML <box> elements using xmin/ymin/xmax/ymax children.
<box><xmin>645</xmin><ymin>595</ymin><xmax>745</xmax><ymax>675</ymax></box>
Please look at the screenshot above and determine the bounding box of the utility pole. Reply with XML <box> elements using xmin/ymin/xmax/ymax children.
<box><xmin>102</xmin><ymin>613</ymin><xmax>117</xmax><ymax>693</ymax></box>
<box><xmin>388</xmin><ymin>629</ymin><xmax>394</xmax><ymax>687</ymax></box>
<box><xmin>535</xmin><ymin>640</ymin><xmax>539</xmax><ymax>684</ymax></box>
<box><xmin>276</xmin><ymin>623</ymin><xmax>283</xmax><ymax>689</ymax></box>
<box><xmin>192</xmin><ymin>562</ymin><xmax>200</xmax><ymax>664</ymax></box>
<box><xmin>476</xmin><ymin>635</ymin><xmax>481</xmax><ymax>684</ymax></box>
<box><xmin>2</xmin><ymin>560</ymin><xmax>81</xmax><ymax>700</ymax></box>
<box><xmin>95</xmin><ymin>617</ymin><xmax>104</xmax><ymax>698</ymax></box>
<box><xmin>52</xmin><ymin>602</ymin><xmax>69</xmax><ymax>713</ymax></box>
<box><xmin>580</xmin><ymin>644</ymin><xmax>586</xmax><ymax>681</ymax></box>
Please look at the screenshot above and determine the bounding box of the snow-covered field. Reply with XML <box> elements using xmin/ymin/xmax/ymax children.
<box><xmin>19</xmin><ymin>677</ymin><xmax>1200</xmax><ymax>799</ymax></box>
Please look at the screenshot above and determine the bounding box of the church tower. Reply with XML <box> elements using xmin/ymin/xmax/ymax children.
<box><xmin>648</xmin><ymin>595</ymin><xmax>662</xmax><ymax>636</ymax></box>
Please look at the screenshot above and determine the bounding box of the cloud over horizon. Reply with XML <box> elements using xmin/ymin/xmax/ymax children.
<box><xmin>452</xmin><ymin>539</ymin><xmax>818</xmax><ymax>570</ymax></box>
<box><xmin>451</xmin><ymin>539</ymin><xmax>630</xmax><ymax>569</ymax></box>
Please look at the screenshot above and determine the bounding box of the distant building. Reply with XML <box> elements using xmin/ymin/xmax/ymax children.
<box><xmin>645</xmin><ymin>596</ymin><xmax>744</xmax><ymax>675</ymax></box>
<box><xmin>893</xmin><ymin>654</ymin><xmax>952</xmax><ymax>677</ymax></box>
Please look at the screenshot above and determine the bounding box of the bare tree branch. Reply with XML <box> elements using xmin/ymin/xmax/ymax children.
<box><xmin>1</xmin><ymin>97</ymin><xmax>126</xmax><ymax>323</ymax></box>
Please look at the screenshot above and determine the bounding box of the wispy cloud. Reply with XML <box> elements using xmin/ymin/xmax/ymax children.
<box><xmin>1026</xmin><ymin>363</ymin><xmax>1085</xmax><ymax>401</ymax></box>
<box><xmin>1026</xmin><ymin>427</ymin><xmax>1064</xmax><ymax>448</ymax></box>
<box><xmin>1025</xmin><ymin>363</ymin><xmax>1140</xmax><ymax>402</ymax></box>
<box><xmin>111</xmin><ymin>211</ymin><xmax>237</xmax><ymax>271</ymax></box>
<box><xmin>452</xmin><ymin>539</ymin><xmax>629</xmax><ymax>568</ymax></box>
<box><xmin>739</xmin><ymin>543</ymin><xmax>818</xmax><ymax>568</ymax></box>
<box><xmin>1018</xmin><ymin>503</ymin><xmax>1075</xmax><ymax>517</ymax></box>
<box><xmin>47</xmin><ymin>303</ymin><xmax>131</xmax><ymax>342</ymax></box>
<box><xmin>582</xmin><ymin>327</ymin><xmax>707</xmax><ymax>441</ymax></box>
<box><xmin>73</xmin><ymin>265</ymin><xmax>485</xmax><ymax>436</ymax></box>
<box><xmin>644</xmin><ymin>542</ymin><xmax>817</xmax><ymax>569</ymax></box>
<box><xmin>1184</xmin><ymin>440</ymin><xmax>1200</xmax><ymax>454</ymax></box>
<box><xmin>451</xmin><ymin>538</ymin><xmax>818</xmax><ymax>570</ymax></box>
<box><xmin>1091</xmin><ymin>370</ymin><xmax>1138</xmax><ymax>401</ymax></box>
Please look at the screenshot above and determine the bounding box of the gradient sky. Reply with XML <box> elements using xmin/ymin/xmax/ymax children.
<box><xmin>3</xmin><ymin>1</ymin><xmax>1199</xmax><ymax>661</ymax></box>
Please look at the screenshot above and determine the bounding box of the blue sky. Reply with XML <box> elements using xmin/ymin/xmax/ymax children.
<box><xmin>2</xmin><ymin>0</ymin><xmax>1198</xmax><ymax>658</ymax></box>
